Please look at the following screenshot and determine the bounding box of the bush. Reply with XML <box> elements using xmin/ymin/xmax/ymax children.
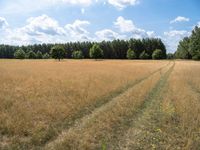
<box><xmin>126</xmin><ymin>48</ymin><xmax>136</xmax><ymax>59</ymax></box>
<box><xmin>167</xmin><ymin>53</ymin><xmax>174</xmax><ymax>59</ymax></box>
<box><xmin>139</xmin><ymin>51</ymin><xmax>149</xmax><ymax>59</ymax></box>
<box><xmin>36</xmin><ymin>51</ymin><xmax>43</xmax><ymax>59</ymax></box>
<box><xmin>152</xmin><ymin>49</ymin><xmax>163</xmax><ymax>60</ymax></box>
<box><xmin>192</xmin><ymin>52</ymin><xmax>200</xmax><ymax>60</ymax></box>
<box><xmin>72</xmin><ymin>50</ymin><xmax>84</xmax><ymax>59</ymax></box>
<box><xmin>14</xmin><ymin>49</ymin><xmax>26</xmax><ymax>59</ymax></box>
<box><xmin>89</xmin><ymin>44</ymin><xmax>103</xmax><ymax>59</ymax></box>
<box><xmin>50</xmin><ymin>45</ymin><xmax>66</xmax><ymax>61</ymax></box>
<box><xmin>26</xmin><ymin>51</ymin><xmax>37</xmax><ymax>59</ymax></box>
<box><xmin>43</xmin><ymin>53</ymin><xmax>50</xmax><ymax>59</ymax></box>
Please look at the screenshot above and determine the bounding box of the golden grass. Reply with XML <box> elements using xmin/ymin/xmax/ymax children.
<box><xmin>161</xmin><ymin>61</ymin><xmax>200</xmax><ymax>149</ymax></box>
<box><xmin>47</xmin><ymin>62</ymin><xmax>172</xmax><ymax>150</ymax></box>
<box><xmin>0</xmin><ymin>59</ymin><xmax>167</xmax><ymax>148</ymax></box>
<box><xmin>0</xmin><ymin>60</ymin><xmax>199</xmax><ymax>149</ymax></box>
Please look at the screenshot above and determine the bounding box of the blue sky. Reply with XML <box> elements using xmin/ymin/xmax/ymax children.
<box><xmin>0</xmin><ymin>0</ymin><xmax>200</xmax><ymax>52</ymax></box>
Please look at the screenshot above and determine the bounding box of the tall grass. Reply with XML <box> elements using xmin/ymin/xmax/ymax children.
<box><xmin>0</xmin><ymin>59</ymin><xmax>167</xmax><ymax>148</ymax></box>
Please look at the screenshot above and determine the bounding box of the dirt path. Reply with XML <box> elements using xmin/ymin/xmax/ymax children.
<box><xmin>111</xmin><ymin>61</ymin><xmax>175</xmax><ymax>150</ymax></box>
<box><xmin>43</xmin><ymin>62</ymin><xmax>172</xmax><ymax>150</ymax></box>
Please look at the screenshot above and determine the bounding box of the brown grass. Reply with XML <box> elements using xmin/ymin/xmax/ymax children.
<box><xmin>0</xmin><ymin>59</ymin><xmax>167</xmax><ymax>149</ymax></box>
<box><xmin>0</xmin><ymin>60</ymin><xmax>199</xmax><ymax>150</ymax></box>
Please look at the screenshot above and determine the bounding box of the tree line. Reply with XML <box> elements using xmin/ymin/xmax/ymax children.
<box><xmin>175</xmin><ymin>26</ymin><xmax>200</xmax><ymax>60</ymax></box>
<box><xmin>0</xmin><ymin>38</ymin><xmax>167</xmax><ymax>60</ymax></box>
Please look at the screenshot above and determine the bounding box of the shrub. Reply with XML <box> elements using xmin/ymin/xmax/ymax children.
<box><xmin>26</xmin><ymin>51</ymin><xmax>37</xmax><ymax>59</ymax></box>
<box><xmin>72</xmin><ymin>50</ymin><xmax>84</xmax><ymax>59</ymax></box>
<box><xmin>14</xmin><ymin>49</ymin><xmax>26</xmax><ymax>59</ymax></box>
<box><xmin>139</xmin><ymin>51</ymin><xmax>149</xmax><ymax>59</ymax></box>
<box><xmin>126</xmin><ymin>48</ymin><xmax>136</xmax><ymax>59</ymax></box>
<box><xmin>36</xmin><ymin>51</ymin><xmax>43</xmax><ymax>59</ymax></box>
<box><xmin>43</xmin><ymin>53</ymin><xmax>50</xmax><ymax>59</ymax></box>
<box><xmin>152</xmin><ymin>49</ymin><xmax>163</xmax><ymax>60</ymax></box>
<box><xmin>89</xmin><ymin>44</ymin><xmax>103</xmax><ymax>59</ymax></box>
<box><xmin>50</xmin><ymin>45</ymin><xmax>66</xmax><ymax>61</ymax></box>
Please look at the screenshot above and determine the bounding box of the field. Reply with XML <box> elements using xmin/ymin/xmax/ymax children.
<box><xmin>0</xmin><ymin>60</ymin><xmax>199</xmax><ymax>150</ymax></box>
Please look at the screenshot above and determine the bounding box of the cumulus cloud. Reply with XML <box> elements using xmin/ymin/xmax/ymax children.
<box><xmin>114</xmin><ymin>16</ymin><xmax>135</xmax><ymax>32</ymax></box>
<box><xmin>197</xmin><ymin>21</ymin><xmax>200</xmax><ymax>27</ymax></box>
<box><xmin>0</xmin><ymin>17</ymin><xmax>8</xmax><ymax>29</ymax></box>
<box><xmin>95</xmin><ymin>29</ymin><xmax>125</xmax><ymax>41</ymax></box>
<box><xmin>0</xmin><ymin>15</ymin><xmax>92</xmax><ymax>45</ymax></box>
<box><xmin>108</xmin><ymin>0</ymin><xmax>139</xmax><ymax>10</ymax></box>
<box><xmin>163</xmin><ymin>30</ymin><xmax>191</xmax><ymax>52</ymax></box>
<box><xmin>22</xmin><ymin>14</ymin><xmax>65</xmax><ymax>36</ymax></box>
<box><xmin>114</xmin><ymin>16</ymin><xmax>157</xmax><ymax>39</ymax></box>
<box><xmin>65</xmin><ymin>20</ymin><xmax>91</xmax><ymax>41</ymax></box>
<box><xmin>164</xmin><ymin>30</ymin><xmax>190</xmax><ymax>37</ymax></box>
<box><xmin>170</xmin><ymin>16</ymin><xmax>190</xmax><ymax>24</ymax></box>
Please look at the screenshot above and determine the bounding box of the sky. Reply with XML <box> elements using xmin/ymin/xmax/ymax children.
<box><xmin>0</xmin><ymin>0</ymin><xmax>200</xmax><ymax>52</ymax></box>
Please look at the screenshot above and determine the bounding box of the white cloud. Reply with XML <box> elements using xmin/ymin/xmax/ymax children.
<box><xmin>170</xmin><ymin>16</ymin><xmax>190</xmax><ymax>24</ymax></box>
<box><xmin>197</xmin><ymin>21</ymin><xmax>200</xmax><ymax>27</ymax></box>
<box><xmin>164</xmin><ymin>30</ymin><xmax>190</xmax><ymax>37</ymax></box>
<box><xmin>95</xmin><ymin>29</ymin><xmax>125</xmax><ymax>41</ymax></box>
<box><xmin>22</xmin><ymin>14</ymin><xmax>65</xmax><ymax>36</ymax></box>
<box><xmin>0</xmin><ymin>17</ymin><xmax>8</xmax><ymax>29</ymax></box>
<box><xmin>114</xmin><ymin>16</ymin><xmax>157</xmax><ymax>39</ymax></box>
<box><xmin>163</xmin><ymin>30</ymin><xmax>191</xmax><ymax>52</ymax></box>
<box><xmin>108</xmin><ymin>0</ymin><xmax>139</xmax><ymax>10</ymax></box>
<box><xmin>65</xmin><ymin>20</ymin><xmax>91</xmax><ymax>41</ymax></box>
<box><xmin>114</xmin><ymin>16</ymin><xmax>134</xmax><ymax>32</ymax></box>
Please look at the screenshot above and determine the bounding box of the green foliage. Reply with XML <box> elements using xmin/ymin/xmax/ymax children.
<box><xmin>152</xmin><ymin>49</ymin><xmax>163</xmax><ymax>60</ymax></box>
<box><xmin>176</xmin><ymin>26</ymin><xmax>200</xmax><ymax>60</ymax></box>
<box><xmin>43</xmin><ymin>53</ymin><xmax>50</xmax><ymax>59</ymax></box>
<box><xmin>126</xmin><ymin>48</ymin><xmax>136</xmax><ymax>59</ymax></box>
<box><xmin>14</xmin><ymin>49</ymin><xmax>26</xmax><ymax>59</ymax></box>
<box><xmin>89</xmin><ymin>44</ymin><xmax>103</xmax><ymax>59</ymax></box>
<box><xmin>36</xmin><ymin>51</ymin><xmax>43</xmax><ymax>59</ymax></box>
<box><xmin>189</xmin><ymin>26</ymin><xmax>200</xmax><ymax>59</ymax></box>
<box><xmin>0</xmin><ymin>38</ymin><xmax>166</xmax><ymax>59</ymax></box>
<box><xmin>175</xmin><ymin>37</ymin><xmax>191</xmax><ymax>59</ymax></box>
<box><xmin>26</xmin><ymin>51</ymin><xmax>37</xmax><ymax>59</ymax></box>
<box><xmin>72</xmin><ymin>50</ymin><xmax>84</xmax><ymax>59</ymax></box>
<box><xmin>167</xmin><ymin>53</ymin><xmax>174</xmax><ymax>59</ymax></box>
<box><xmin>50</xmin><ymin>45</ymin><xmax>66</xmax><ymax>61</ymax></box>
<box><xmin>139</xmin><ymin>51</ymin><xmax>149</xmax><ymax>59</ymax></box>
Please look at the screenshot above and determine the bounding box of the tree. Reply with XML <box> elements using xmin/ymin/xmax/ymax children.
<box><xmin>43</xmin><ymin>53</ymin><xmax>50</xmax><ymax>59</ymax></box>
<box><xmin>36</xmin><ymin>51</ymin><xmax>43</xmax><ymax>59</ymax></box>
<box><xmin>126</xmin><ymin>48</ymin><xmax>136</xmax><ymax>59</ymax></box>
<box><xmin>89</xmin><ymin>44</ymin><xmax>103</xmax><ymax>59</ymax></box>
<box><xmin>50</xmin><ymin>45</ymin><xmax>66</xmax><ymax>61</ymax></box>
<box><xmin>152</xmin><ymin>49</ymin><xmax>163</xmax><ymax>59</ymax></box>
<box><xmin>14</xmin><ymin>49</ymin><xmax>26</xmax><ymax>59</ymax></box>
<box><xmin>176</xmin><ymin>37</ymin><xmax>191</xmax><ymax>59</ymax></box>
<box><xmin>189</xmin><ymin>26</ymin><xmax>200</xmax><ymax>60</ymax></box>
<box><xmin>139</xmin><ymin>51</ymin><xmax>149</xmax><ymax>59</ymax></box>
<box><xmin>167</xmin><ymin>53</ymin><xmax>174</xmax><ymax>59</ymax></box>
<box><xmin>72</xmin><ymin>50</ymin><xmax>84</xmax><ymax>59</ymax></box>
<box><xmin>26</xmin><ymin>51</ymin><xmax>37</xmax><ymax>59</ymax></box>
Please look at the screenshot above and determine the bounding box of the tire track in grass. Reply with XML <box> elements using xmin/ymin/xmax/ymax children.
<box><xmin>111</xmin><ymin>61</ymin><xmax>175</xmax><ymax>150</ymax></box>
<box><xmin>43</xmin><ymin>62</ymin><xmax>171</xmax><ymax>149</ymax></box>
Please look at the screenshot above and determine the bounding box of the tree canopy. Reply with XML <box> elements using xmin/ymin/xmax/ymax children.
<box><xmin>175</xmin><ymin>26</ymin><xmax>200</xmax><ymax>60</ymax></box>
<box><xmin>89</xmin><ymin>44</ymin><xmax>103</xmax><ymax>59</ymax></box>
<box><xmin>50</xmin><ymin>45</ymin><xmax>66</xmax><ymax>61</ymax></box>
<box><xmin>0</xmin><ymin>38</ymin><xmax>166</xmax><ymax>60</ymax></box>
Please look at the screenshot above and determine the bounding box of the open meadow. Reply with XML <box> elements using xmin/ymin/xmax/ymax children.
<box><xmin>0</xmin><ymin>60</ymin><xmax>199</xmax><ymax>150</ymax></box>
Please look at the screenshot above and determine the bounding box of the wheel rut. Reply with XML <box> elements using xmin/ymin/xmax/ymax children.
<box><xmin>43</xmin><ymin>62</ymin><xmax>171</xmax><ymax>149</ymax></box>
<box><xmin>110</xmin><ymin>61</ymin><xmax>175</xmax><ymax>150</ymax></box>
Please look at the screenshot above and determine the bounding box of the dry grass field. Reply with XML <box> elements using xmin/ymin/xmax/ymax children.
<box><xmin>0</xmin><ymin>60</ymin><xmax>199</xmax><ymax>150</ymax></box>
